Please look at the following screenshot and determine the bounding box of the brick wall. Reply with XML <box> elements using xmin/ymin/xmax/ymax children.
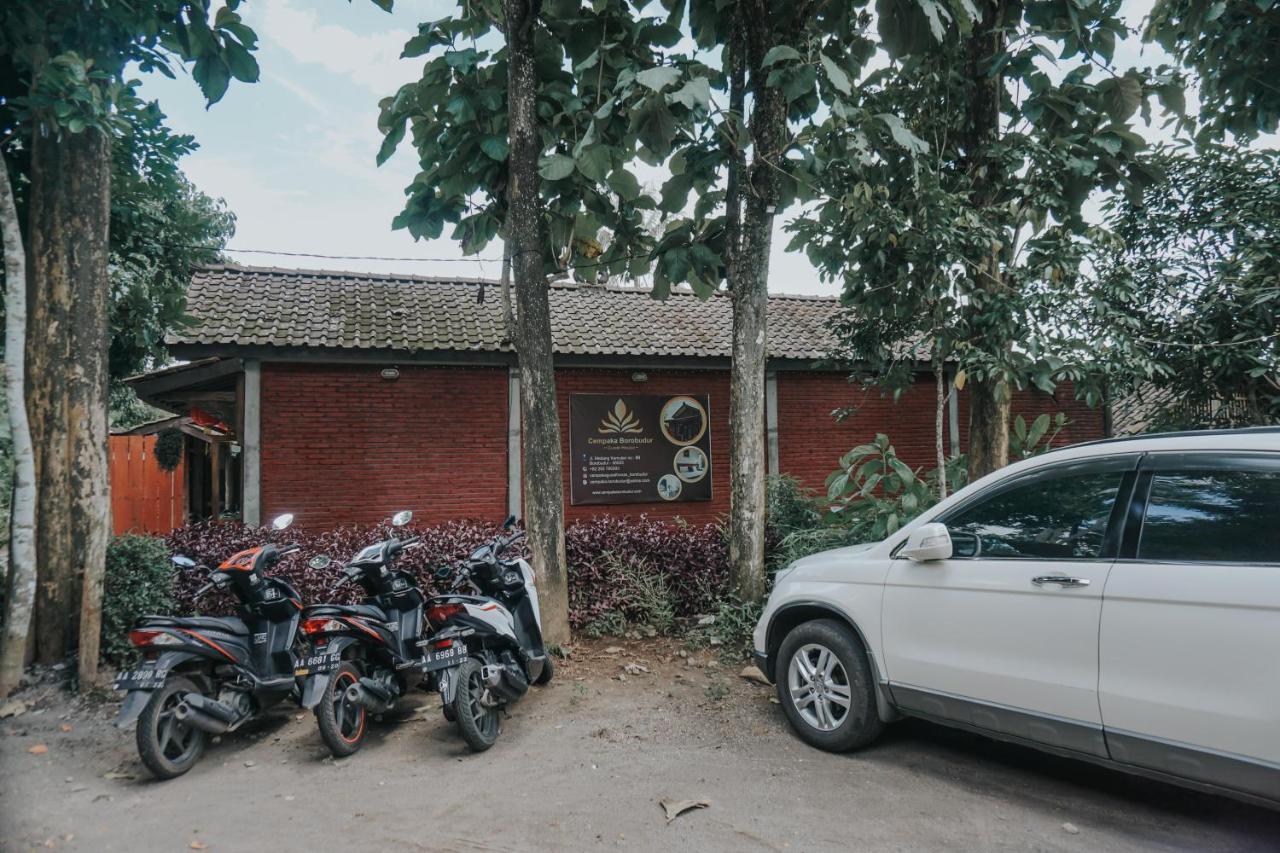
<box><xmin>553</xmin><ymin>368</ymin><xmax>732</xmax><ymax>524</ymax></box>
<box><xmin>955</xmin><ymin>384</ymin><xmax>1108</xmax><ymax>456</ymax></box>
<box><xmin>775</xmin><ymin>372</ymin><xmax>949</xmax><ymax>492</ymax></box>
<box><xmin>260</xmin><ymin>363</ymin><xmax>509</xmax><ymax>529</ymax></box>
<box><xmin>257</xmin><ymin>362</ymin><xmax>1108</xmax><ymax>529</ymax></box>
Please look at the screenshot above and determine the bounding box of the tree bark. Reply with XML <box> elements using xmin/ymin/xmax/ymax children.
<box><xmin>961</xmin><ymin>0</ymin><xmax>1011</xmax><ymax>482</ymax></box>
<box><xmin>0</xmin><ymin>156</ymin><xmax>37</xmax><ymax>697</ymax></box>
<box><xmin>503</xmin><ymin>0</ymin><xmax>570</xmax><ymax>645</ymax></box>
<box><xmin>25</xmin><ymin>127</ymin><xmax>113</xmax><ymax>684</ymax></box>
<box><xmin>934</xmin><ymin>354</ymin><xmax>947</xmax><ymax>501</ymax></box>
<box><xmin>726</xmin><ymin>3</ymin><xmax>792</xmax><ymax>602</ymax></box>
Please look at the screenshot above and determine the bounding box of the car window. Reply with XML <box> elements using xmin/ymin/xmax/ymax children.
<box><xmin>1138</xmin><ymin>469</ymin><xmax>1280</xmax><ymax>564</ymax></box>
<box><xmin>944</xmin><ymin>471</ymin><xmax>1124</xmax><ymax>560</ymax></box>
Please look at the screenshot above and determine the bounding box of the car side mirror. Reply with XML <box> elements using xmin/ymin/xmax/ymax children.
<box><xmin>899</xmin><ymin>522</ymin><xmax>953</xmax><ymax>562</ymax></box>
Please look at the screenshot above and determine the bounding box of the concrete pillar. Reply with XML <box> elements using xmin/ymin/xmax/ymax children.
<box><xmin>507</xmin><ymin>366</ymin><xmax>522</xmax><ymax>520</ymax></box>
<box><xmin>242</xmin><ymin>359</ymin><xmax>262</xmax><ymax>527</ymax></box>
<box><xmin>765</xmin><ymin>371</ymin><xmax>780</xmax><ymax>477</ymax></box>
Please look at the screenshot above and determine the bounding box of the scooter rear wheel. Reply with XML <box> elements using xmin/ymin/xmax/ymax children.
<box><xmin>137</xmin><ymin>676</ymin><xmax>207</xmax><ymax>780</ymax></box>
<box><xmin>452</xmin><ymin>657</ymin><xmax>500</xmax><ymax>752</ymax></box>
<box><xmin>316</xmin><ymin>663</ymin><xmax>368</xmax><ymax>757</ymax></box>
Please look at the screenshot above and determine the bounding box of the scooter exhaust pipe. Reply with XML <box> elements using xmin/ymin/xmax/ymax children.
<box><xmin>174</xmin><ymin>701</ymin><xmax>232</xmax><ymax>734</ymax></box>
<box><xmin>482</xmin><ymin>664</ymin><xmax>528</xmax><ymax>704</ymax></box>
<box><xmin>345</xmin><ymin>682</ymin><xmax>395</xmax><ymax>714</ymax></box>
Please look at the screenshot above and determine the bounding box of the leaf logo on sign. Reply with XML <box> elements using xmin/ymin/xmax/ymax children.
<box><xmin>598</xmin><ymin>399</ymin><xmax>642</xmax><ymax>434</ymax></box>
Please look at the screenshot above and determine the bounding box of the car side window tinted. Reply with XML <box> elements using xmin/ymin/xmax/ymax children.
<box><xmin>1139</xmin><ymin>469</ymin><xmax>1280</xmax><ymax>564</ymax></box>
<box><xmin>945</xmin><ymin>471</ymin><xmax>1124</xmax><ymax>560</ymax></box>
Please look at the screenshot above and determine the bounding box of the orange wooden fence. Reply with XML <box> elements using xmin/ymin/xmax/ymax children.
<box><xmin>109</xmin><ymin>435</ymin><xmax>186</xmax><ymax>535</ymax></box>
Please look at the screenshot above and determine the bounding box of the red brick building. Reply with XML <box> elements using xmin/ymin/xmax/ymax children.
<box><xmin>127</xmin><ymin>265</ymin><xmax>1106</xmax><ymax>530</ymax></box>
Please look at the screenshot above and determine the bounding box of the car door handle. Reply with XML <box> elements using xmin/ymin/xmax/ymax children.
<box><xmin>1032</xmin><ymin>575</ymin><xmax>1090</xmax><ymax>588</ymax></box>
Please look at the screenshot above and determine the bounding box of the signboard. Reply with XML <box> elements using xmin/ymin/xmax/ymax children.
<box><xmin>569</xmin><ymin>394</ymin><xmax>712</xmax><ymax>505</ymax></box>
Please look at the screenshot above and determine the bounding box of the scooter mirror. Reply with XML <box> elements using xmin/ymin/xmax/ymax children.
<box><xmin>171</xmin><ymin>555</ymin><xmax>196</xmax><ymax>569</ymax></box>
<box><xmin>271</xmin><ymin>513</ymin><xmax>295</xmax><ymax>531</ymax></box>
<box><xmin>503</xmin><ymin>514</ymin><xmax>516</xmax><ymax>530</ymax></box>
<box><xmin>391</xmin><ymin>510</ymin><xmax>413</xmax><ymax>527</ymax></box>
<box><xmin>434</xmin><ymin>565</ymin><xmax>453</xmax><ymax>580</ymax></box>
<box><xmin>309</xmin><ymin>554</ymin><xmax>333</xmax><ymax>570</ymax></box>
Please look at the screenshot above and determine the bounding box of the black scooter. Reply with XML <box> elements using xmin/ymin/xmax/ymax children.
<box><xmin>295</xmin><ymin>510</ymin><xmax>463</xmax><ymax>756</ymax></box>
<box><xmin>426</xmin><ymin>515</ymin><xmax>554</xmax><ymax>751</ymax></box>
<box><xmin>114</xmin><ymin>513</ymin><xmax>305</xmax><ymax>779</ymax></box>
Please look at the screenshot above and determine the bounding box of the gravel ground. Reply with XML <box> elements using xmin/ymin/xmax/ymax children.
<box><xmin>1</xmin><ymin>638</ymin><xmax>1277</xmax><ymax>852</ymax></box>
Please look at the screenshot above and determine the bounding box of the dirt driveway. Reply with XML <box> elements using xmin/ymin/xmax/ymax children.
<box><xmin>2</xmin><ymin>638</ymin><xmax>1277</xmax><ymax>852</ymax></box>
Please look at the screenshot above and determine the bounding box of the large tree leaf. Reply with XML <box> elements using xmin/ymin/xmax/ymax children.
<box><xmin>538</xmin><ymin>153</ymin><xmax>577</xmax><ymax>181</ymax></box>
<box><xmin>877</xmin><ymin>113</ymin><xmax>930</xmax><ymax>154</ymax></box>
<box><xmin>636</xmin><ymin>66</ymin><xmax>682</xmax><ymax>92</ymax></box>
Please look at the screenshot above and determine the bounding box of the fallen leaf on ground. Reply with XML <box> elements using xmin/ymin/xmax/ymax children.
<box><xmin>0</xmin><ymin>699</ymin><xmax>28</xmax><ymax>718</ymax></box>
<box><xmin>660</xmin><ymin>798</ymin><xmax>710</xmax><ymax>823</ymax></box>
<box><xmin>28</xmin><ymin>743</ymin><xmax>48</xmax><ymax>754</ymax></box>
<box><xmin>190</xmin><ymin>840</ymin><xmax>209</xmax><ymax>850</ymax></box>
<box><xmin>1062</xmin><ymin>823</ymin><xmax>1080</xmax><ymax>835</ymax></box>
<box><xmin>739</xmin><ymin>665</ymin><xmax>771</xmax><ymax>686</ymax></box>
<box><xmin>60</xmin><ymin>723</ymin><xmax>73</xmax><ymax>732</ymax></box>
<box><xmin>103</xmin><ymin>769</ymin><xmax>136</xmax><ymax>780</ymax></box>
<box><xmin>603</xmin><ymin>646</ymin><xmax>623</xmax><ymax>655</ymax></box>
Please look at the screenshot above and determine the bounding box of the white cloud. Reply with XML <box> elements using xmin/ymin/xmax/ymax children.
<box><xmin>255</xmin><ymin>0</ymin><xmax>419</xmax><ymax>96</ymax></box>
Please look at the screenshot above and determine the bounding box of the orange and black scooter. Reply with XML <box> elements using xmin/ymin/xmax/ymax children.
<box><xmin>113</xmin><ymin>513</ymin><xmax>306</xmax><ymax>780</ymax></box>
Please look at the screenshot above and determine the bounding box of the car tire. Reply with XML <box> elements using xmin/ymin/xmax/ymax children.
<box><xmin>776</xmin><ymin>619</ymin><xmax>884</xmax><ymax>752</ymax></box>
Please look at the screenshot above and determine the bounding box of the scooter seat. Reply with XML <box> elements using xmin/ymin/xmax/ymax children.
<box><xmin>138</xmin><ymin>615</ymin><xmax>250</xmax><ymax>635</ymax></box>
<box><xmin>304</xmin><ymin>603</ymin><xmax>388</xmax><ymax>621</ymax></box>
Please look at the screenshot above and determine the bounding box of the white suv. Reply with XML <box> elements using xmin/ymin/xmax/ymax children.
<box><xmin>752</xmin><ymin>428</ymin><xmax>1280</xmax><ymax>807</ymax></box>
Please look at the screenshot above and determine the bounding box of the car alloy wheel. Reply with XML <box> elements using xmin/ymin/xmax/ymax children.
<box><xmin>786</xmin><ymin>643</ymin><xmax>853</xmax><ymax>732</ymax></box>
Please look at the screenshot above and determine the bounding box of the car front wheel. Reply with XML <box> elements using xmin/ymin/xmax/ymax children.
<box><xmin>776</xmin><ymin>619</ymin><xmax>884</xmax><ymax>752</ymax></box>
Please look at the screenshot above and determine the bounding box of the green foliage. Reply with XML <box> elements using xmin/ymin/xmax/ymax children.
<box><xmin>153</xmin><ymin>429</ymin><xmax>185</xmax><ymax>472</ymax></box>
<box><xmin>1090</xmin><ymin>144</ymin><xmax>1280</xmax><ymax>427</ymax></box>
<box><xmin>1</xmin><ymin>1</ymin><xmax>261</xmax><ymax>138</ymax></box>
<box><xmin>1146</xmin><ymin>0</ymin><xmax>1280</xmax><ymax>141</ymax></box>
<box><xmin>378</xmin><ymin>3</ymin><xmax>688</xmax><ymax>282</ymax></box>
<box><xmin>766</xmin><ymin>475</ymin><xmax>822</xmax><ymax>540</ymax></box>
<box><xmin>108</xmin><ymin>102</ymin><xmax>236</xmax><ymax>380</ymax></box>
<box><xmin>101</xmin><ymin>535</ymin><xmax>175</xmax><ymax>666</ymax></box>
<box><xmin>709</xmin><ymin>595</ymin><xmax>765</xmax><ymax>659</ymax></box>
<box><xmin>789</xmin><ymin>4</ymin><xmax>1179</xmax><ymax>413</ymax></box>
<box><xmin>1009</xmin><ymin>413</ymin><xmax>1070</xmax><ymax>459</ymax></box>
<box><xmin>584</xmin><ymin>551</ymin><xmax>677</xmax><ymax>637</ymax></box>
<box><xmin>826</xmin><ymin>434</ymin><xmax>937</xmax><ymax>539</ymax></box>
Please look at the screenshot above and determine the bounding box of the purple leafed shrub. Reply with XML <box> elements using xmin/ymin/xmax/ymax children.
<box><xmin>159</xmin><ymin>515</ymin><xmax>731</xmax><ymax>628</ymax></box>
<box><xmin>564</xmin><ymin>515</ymin><xmax>729</xmax><ymax>629</ymax></box>
<box><xmin>165</xmin><ymin>519</ymin><xmax>511</xmax><ymax>616</ymax></box>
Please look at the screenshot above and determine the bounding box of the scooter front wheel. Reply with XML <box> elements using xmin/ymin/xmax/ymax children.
<box><xmin>452</xmin><ymin>657</ymin><xmax>500</xmax><ymax>752</ymax></box>
<box><xmin>315</xmin><ymin>663</ymin><xmax>368</xmax><ymax>757</ymax></box>
<box><xmin>137</xmin><ymin>676</ymin><xmax>207</xmax><ymax>780</ymax></box>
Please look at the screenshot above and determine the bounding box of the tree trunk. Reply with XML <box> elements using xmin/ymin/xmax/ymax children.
<box><xmin>934</xmin><ymin>354</ymin><xmax>947</xmax><ymax>501</ymax></box>
<box><xmin>503</xmin><ymin>0</ymin><xmax>570</xmax><ymax>645</ymax></box>
<box><xmin>0</xmin><ymin>156</ymin><xmax>37</xmax><ymax>697</ymax></box>
<box><xmin>25</xmin><ymin>127</ymin><xmax>113</xmax><ymax>685</ymax></box>
<box><xmin>961</xmin><ymin>0</ymin><xmax>1011</xmax><ymax>483</ymax></box>
<box><xmin>726</xmin><ymin>5</ymin><xmax>790</xmax><ymax>603</ymax></box>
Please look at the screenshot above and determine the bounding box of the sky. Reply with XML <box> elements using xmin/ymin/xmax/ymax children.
<box><xmin>138</xmin><ymin>0</ymin><xmax>1182</xmax><ymax>297</ymax></box>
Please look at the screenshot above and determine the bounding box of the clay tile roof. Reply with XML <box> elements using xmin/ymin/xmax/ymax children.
<box><xmin>170</xmin><ymin>264</ymin><xmax>846</xmax><ymax>362</ymax></box>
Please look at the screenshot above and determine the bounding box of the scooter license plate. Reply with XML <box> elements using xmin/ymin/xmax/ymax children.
<box><xmin>294</xmin><ymin>650</ymin><xmax>341</xmax><ymax>677</ymax></box>
<box><xmin>114</xmin><ymin>668</ymin><xmax>167</xmax><ymax>691</ymax></box>
<box><xmin>422</xmin><ymin>642</ymin><xmax>466</xmax><ymax>673</ymax></box>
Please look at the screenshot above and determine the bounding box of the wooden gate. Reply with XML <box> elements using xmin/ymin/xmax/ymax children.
<box><xmin>109</xmin><ymin>435</ymin><xmax>187</xmax><ymax>535</ymax></box>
